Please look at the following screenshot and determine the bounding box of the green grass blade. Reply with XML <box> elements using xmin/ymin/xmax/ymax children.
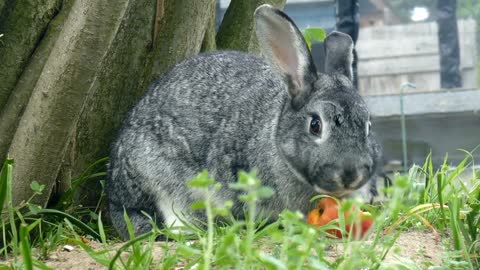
<box><xmin>5</xmin><ymin>158</ymin><xmax>18</xmax><ymax>256</ymax></box>
<box><xmin>54</xmin><ymin>157</ymin><xmax>108</xmax><ymax>209</ymax></box>
<box><xmin>74</xmin><ymin>157</ymin><xmax>109</xmax><ymax>183</ymax></box>
<box><xmin>160</xmin><ymin>256</ymin><xmax>178</xmax><ymax>270</ymax></box>
<box><xmin>74</xmin><ymin>239</ymin><xmax>113</xmax><ymax>267</ymax></box>
<box><xmin>32</xmin><ymin>260</ymin><xmax>55</xmax><ymax>270</ymax></box>
<box><xmin>0</xmin><ymin>158</ymin><xmax>13</xmax><ymax>213</ymax></box>
<box><xmin>1</xmin><ymin>219</ymin><xmax>7</xmax><ymax>260</ymax></box>
<box><xmin>420</xmin><ymin>152</ymin><xmax>432</xmax><ymax>204</ymax></box>
<box><xmin>446</xmin><ymin>155</ymin><xmax>469</xmax><ymax>185</ymax></box>
<box><xmin>98</xmin><ymin>211</ymin><xmax>107</xmax><ymax>245</ymax></box>
<box><xmin>123</xmin><ymin>208</ymin><xmax>136</xmax><ymax>240</ymax></box>
<box><xmin>437</xmin><ymin>164</ymin><xmax>448</xmax><ymax>230</ymax></box>
<box><xmin>258</xmin><ymin>252</ymin><xmax>287</xmax><ymax>270</ymax></box>
<box><xmin>108</xmin><ymin>231</ymin><xmax>154</xmax><ymax>270</ymax></box>
<box><xmin>19</xmin><ymin>223</ymin><xmax>33</xmax><ymax>270</ymax></box>
<box><xmin>30</xmin><ymin>208</ymin><xmax>101</xmax><ymax>241</ymax></box>
<box><xmin>449</xmin><ymin>196</ymin><xmax>474</xmax><ymax>268</ymax></box>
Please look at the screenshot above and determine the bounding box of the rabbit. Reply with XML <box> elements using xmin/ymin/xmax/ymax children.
<box><xmin>107</xmin><ymin>4</ymin><xmax>381</xmax><ymax>240</ymax></box>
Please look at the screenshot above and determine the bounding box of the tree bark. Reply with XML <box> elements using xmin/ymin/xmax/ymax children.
<box><xmin>201</xmin><ymin>8</ymin><xmax>217</xmax><ymax>52</ymax></box>
<box><xmin>1</xmin><ymin>0</ymin><xmax>250</xmax><ymax>208</ymax></box>
<box><xmin>58</xmin><ymin>0</ymin><xmax>158</xmax><ymax>204</ymax></box>
<box><xmin>149</xmin><ymin>0</ymin><xmax>216</xmax><ymax>80</ymax></box>
<box><xmin>60</xmin><ymin>0</ymin><xmax>216</xmax><ymax>206</ymax></box>
<box><xmin>9</xmin><ymin>0</ymin><xmax>131</xmax><ymax>206</ymax></box>
<box><xmin>0</xmin><ymin>0</ymin><xmax>62</xmax><ymax>111</ymax></box>
<box><xmin>216</xmin><ymin>0</ymin><xmax>286</xmax><ymax>53</ymax></box>
<box><xmin>0</xmin><ymin>0</ymin><xmax>72</xmax><ymax>164</ymax></box>
<box><xmin>0</xmin><ymin>1</ymin><xmax>6</xmax><ymax>14</ymax></box>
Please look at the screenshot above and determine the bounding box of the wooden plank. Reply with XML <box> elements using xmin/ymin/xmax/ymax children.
<box><xmin>358</xmin><ymin>19</ymin><xmax>475</xmax><ymax>40</ymax></box>
<box><xmin>364</xmin><ymin>89</ymin><xmax>480</xmax><ymax>116</ymax></box>
<box><xmin>356</xmin><ymin>19</ymin><xmax>477</xmax><ymax>94</ymax></box>
<box><xmin>359</xmin><ymin>69</ymin><xmax>476</xmax><ymax>94</ymax></box>
<box><xmin>358</xmin><ymin>54</ymin><xmax>475</xmax><ymax>76</ymax></box>
<box><xmin>356</xmin><ymin>38</ymin><xmax>474</xmax><ymax>60</ymax></box>
<box><xmin>359</xmin><ymin>73</ymin><xmax>439</xmax><ymax>95</ymax></box>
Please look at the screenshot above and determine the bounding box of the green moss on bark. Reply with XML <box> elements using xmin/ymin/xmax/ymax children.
<box><xmin>0</xmin><ymin>0</ymin><xmax>6</xmax><ymax>14</ymax></box>
<box><xmin>8</xmin><ymin>0</ymin><xmax>131</xmax><ymax>206</ymax></box>
<box><xmin>64</xmin><ymin>0</ymin><xmax>157</xmax><ymax>205</ymax></box>
<box><xmin>0</xmin><ymin>0</ymin><xmax>73</xmax><ymax>164</ymax></box>
<box><xmin>0</xmin><ymin>0</ymin><xmax>62</xmax><ymax>111</ymax></box>
<box><xmin>201</xmin><ymin>9</ymin><xmax>217</xmax><ymax>52</ymax></box>
<box><xmin>64</xmin><ymin>0</ymin><xmax>217</xmax><ymax>206</ymax></box>
<box><xmin>216</xmin><ymin>0</ymin><xmax>286</xmax><ymax>53</ymax></box>
<box><xmin>150</xmin><ymin>0</ymin><xmax>216</xmax><ymax>79</ymax></box>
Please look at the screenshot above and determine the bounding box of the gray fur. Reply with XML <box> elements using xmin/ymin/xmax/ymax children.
<box><xmin>107</xmin><ymin>5</ymin><xmax>380</xmax><ymax>240</ymax></box>
<box><xmin>324</xmin><ymin>31</ymin><xmax>355</xmax><ymax>81</ymax></box>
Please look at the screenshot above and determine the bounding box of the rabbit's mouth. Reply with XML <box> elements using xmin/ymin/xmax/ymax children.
<box><xmin>308</xmin><ymin>163</ymin><xmax>372</xmax><ymax>196</ymax></box>
<box><xmin>313</xmin><ymin>185</ymin><xmax>355</xmax><ymax>198</ymax></box>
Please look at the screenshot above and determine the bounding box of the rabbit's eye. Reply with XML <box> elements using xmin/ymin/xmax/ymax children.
<box><xmin>310</xmin><ymin>116</ymin><xmax>322</xmax><ymax>136</ymax></box>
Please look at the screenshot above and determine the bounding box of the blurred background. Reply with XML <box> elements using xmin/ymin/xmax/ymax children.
<box><xmin>219</xmin><ymin>0</ymin><xmax>480</xmax><ymax>172</ymax></box>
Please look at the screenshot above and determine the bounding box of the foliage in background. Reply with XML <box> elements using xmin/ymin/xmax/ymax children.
<box><xmin>302</xmin><ymin>27</ymin><xmax>326</xmax><ymax>49</ymax></box>
<box><xmin>0</xmin><ymin>158</ymin><xmax>109</xmax><ymax>269</ymax></box>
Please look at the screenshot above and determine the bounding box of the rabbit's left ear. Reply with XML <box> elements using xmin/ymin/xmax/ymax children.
<box><xmin>255</xmin><ymin>4</ymin><xmax>317</xmax><ymax>109</ymax></box>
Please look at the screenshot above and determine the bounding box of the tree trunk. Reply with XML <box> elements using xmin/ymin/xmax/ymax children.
<box><xmin>216</xmin><ymin>0</ymin><xmax>286</xmax><ymax>53</ymax></box>
<box><xmin>1</xmin><ymin>0</ymin><xmax>216</xmax><ymax>207</ymax></box>
<box><xmin>149</xmin><ymin>0</ymin><xmax>216</xmax><ymax>80</ymax></box>
<box><xmin>0</xmin><ymin>1</ymin><xmax>6</xmax><ymax>14</ymax></box>
<box><xmin>54</xmin><ymin>0</ymin><xmax>157</xmax><ymax>204</ymax></box>
<box><xmin>0</xmin><ymin>0</ymin><xmax>71</xmax><ymax>165</ymax></box>
<box><xmin>8</xmin><ymin>0</ymin><xmax>132</xmax><ymax>206</ymax></box>
<box><xmin>1</xmin><ymin>0</ymin><xmax>271</xmax><ymax>208</ymax></box>
<box><xmin>0</xmin><ymin>0</ymin><xmax>62</xmax><ymax>112</ymax></box>
<box><xmin>63</xmin><ymin>0</ymin><xmax>216</xmax><ymax>206</ymax></box>
<box><xmin>201</xmin><ymin>8</ymin><xmax>217</xmax><ymax>52</ymax></box>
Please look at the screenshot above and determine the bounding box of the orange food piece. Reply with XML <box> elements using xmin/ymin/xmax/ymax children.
<box><xmin>307</xmin><ymin>197</ymin><xmax>373</xmax><ymax>239</ymax></box>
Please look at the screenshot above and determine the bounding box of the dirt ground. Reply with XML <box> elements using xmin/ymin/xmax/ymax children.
<box><xmin>32</xmin><ymin>230</ymin><xmax>443</xmax><ymax>269</ymax></box>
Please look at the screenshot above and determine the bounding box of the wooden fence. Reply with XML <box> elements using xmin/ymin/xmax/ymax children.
<box><xmin>356</xmin><ymin>19</ymin><xmax>477</xmax><ymax>95</ymax></box>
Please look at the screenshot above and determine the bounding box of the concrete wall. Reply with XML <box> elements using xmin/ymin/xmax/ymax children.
<box><xmin>365</xmin><ymin>89</ymin><xmax>480</xmax><ymax>168</ymax></box>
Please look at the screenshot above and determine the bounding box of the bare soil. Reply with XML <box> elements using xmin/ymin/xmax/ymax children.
<box><xmin>32</xmin><ymin>230</ymin><xmax>443</xmax><ymax>269</ymax></box>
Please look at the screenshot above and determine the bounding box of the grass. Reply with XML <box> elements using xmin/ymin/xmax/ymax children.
<box><xmin>0</xmin><ymin>149</ymin><xmax>479</xmax><ymax>269</ymax></box>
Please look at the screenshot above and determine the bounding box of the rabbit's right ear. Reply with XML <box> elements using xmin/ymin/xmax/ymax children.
<box><xmin>254</xmin><ymin>4</ymin><xmax>317</xmax><ymax>109</ymax></box>
<box><xmin>324</xmin><ymin>31</ymin><xmax>354</xmax><ymax>81</ymax></box>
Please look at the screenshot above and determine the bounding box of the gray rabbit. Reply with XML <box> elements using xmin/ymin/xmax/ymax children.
<box><xmin>107</xmin><ymin>4</ymin><xmax>381</xmax><ymax>240</ymax></box>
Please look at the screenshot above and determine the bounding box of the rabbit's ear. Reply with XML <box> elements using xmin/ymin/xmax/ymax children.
<box><xmin>324</xmin><ymin>31</ymin><xmax>354</xmax><ymax>81</ymax></box>
<box><xmin>255</xmin><ymin>5</ymin><xmax>317</xmax><ymax>108</ymax></box>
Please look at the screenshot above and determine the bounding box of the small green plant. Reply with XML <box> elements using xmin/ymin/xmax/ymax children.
<box><xmin>302</xmin><ymin>27</ymin><xmax>326</xmax><ymax>49</ymax></box>
<box><xmin>382</xmin><ymin>150</ymin><xmax>480</xmax><ymax>268</ymax></box>
<box><xmin>0</xmin><ymin>157</ymin><xmax>107</xmax><ymax>269</ymax></box>
<box><xmin>186</xmin><ymin>170</ymin><xmax>231</xmax><ymax>269</ymax></box>
<box><xmin>229</xmin><ymin>170</ymin><xmax>274</xmax><ymax>266</ymax></box>
<box><xmin>1</xmin><ymin>150</ymin><xmax>480</xmax><ymax>269</ymax></box>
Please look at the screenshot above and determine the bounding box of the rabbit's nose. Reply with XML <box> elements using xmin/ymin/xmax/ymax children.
<box><xmin>341</xmin><ymin>159</ymin><xmax>372</xmax><ymax>188</ymax></box>
<box><xmin>342</xmin><ymin>168</ymin><xmax>358</xmax><ymax>188</ymax></box>
<box><xmin>342</xmin><ymin>164</ymin><xmax>370</xmax><ymax>189</ymax></box>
